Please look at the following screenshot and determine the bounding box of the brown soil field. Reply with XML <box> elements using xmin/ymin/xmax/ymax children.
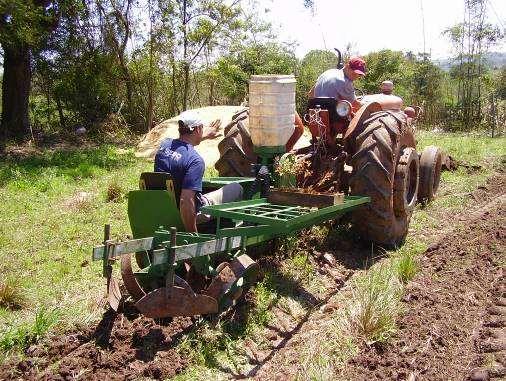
<box><xmin>1</xmin><ymin>174</ymin><xmax>504</xmax><ymax>380</ymax></box>
<box><xmin>342</xmin><ymin>184</ymin><xmax>505</xmax><ymax>380</ymax></box>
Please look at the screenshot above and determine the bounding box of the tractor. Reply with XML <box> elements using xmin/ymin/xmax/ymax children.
<box><xmin>92</xmin><ymin>55</ymin><xmax>443</xmax><ymax>319</ymax></box>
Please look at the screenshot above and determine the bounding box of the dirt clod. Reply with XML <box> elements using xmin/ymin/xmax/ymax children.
<box><xmin>470</xmin><ymin>368</ymin><xmax>490</xmax><ymax>381</ymax></box>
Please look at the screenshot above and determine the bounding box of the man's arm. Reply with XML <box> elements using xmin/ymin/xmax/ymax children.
<box><xmin>179</xmin><ymin>189</ymin><xmax>198</xmax><ymax>232</ymax></box>
<box><xmin>308</xmin><ymin>85</ymin><xmax>315</xmax><ymax>98</ymax></box>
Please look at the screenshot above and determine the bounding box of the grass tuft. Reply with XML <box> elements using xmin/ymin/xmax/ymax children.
<box><xmin>105</xmin><ymin>181</ymin><xmax>123</xmax><ymax>202</ymax></box>
<box><xmin>393</xmin><ymin>250</ymin><xmax>419</xmax><ymax>284</ymax></box>
<box><xmin>0</xmin><ymin>307</ymin><xmax>59</xmax><ymax>353</ymax></box>
<box><xmin>345</xmin><ymin>263</ymin><xmax>402</xmax><ymax>344</ymax></box>
<box><xmin>0</xmin><ymin>282</ymin><xmax>27</xmax><ymax>311</ymax></box>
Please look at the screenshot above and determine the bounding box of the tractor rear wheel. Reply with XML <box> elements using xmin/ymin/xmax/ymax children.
<box><xmin>349</xmin><ymin>112</ymin><xmax>418</xmax><ymax>248</ymax></box>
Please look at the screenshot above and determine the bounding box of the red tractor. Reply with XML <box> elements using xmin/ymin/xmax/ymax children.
<box><xmin>216</xmin><ymin>61</ymin><xmax>442</xmax><ymax>248</ymax></box>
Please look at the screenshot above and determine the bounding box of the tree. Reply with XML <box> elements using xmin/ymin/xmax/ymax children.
<box><xmin>296</xmin><ymin>49</ymin><xmax>336</xmax><ymax>114</ymax></box>
<box><xmin>359</xmin><ymin>50</ymin><xmax>413</xmax><ymax>100</ymax></box>
<box><xmin>497</xmin><ymin>67</ymin><xmax>506</xmax><ymax>100</ymax></box>
<box><xmin>157</xmin><ymin>0</ymin><xmax>243</xmax><ymax>111</ymax></box>
<box><xmin>0</xmin><ymin>0</ymin><xmax>65</xmax><ymax>139</ymax></box>
<box><xmin>211</xmin><ymin>41</ymin><xmax>297</xmax><ymax>105</ymax></box>
<box><xmin>95</xmin><ymin>0</ymin><xmax>135</xmax><ymax>115</ymax></box>
<box><xmin>444</xmin><ymin>0</ymin><xmax>503</xmax><ymax>130</ymax></box>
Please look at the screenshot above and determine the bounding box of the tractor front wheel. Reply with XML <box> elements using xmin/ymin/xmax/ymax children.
<box><xmin>418</xmin><ymin>145</ymin><xmax>442</xmax><ymax>203</ymax></box>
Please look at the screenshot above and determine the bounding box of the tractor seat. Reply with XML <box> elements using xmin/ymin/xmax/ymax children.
<box><xmin>128</xmin><ymin>172</ymin><xmax>184</xmax><ymax>238</ymax></box>
<box><xmin>306</xmin><ymin>97</ymin><xmax>339</xmax><ymax>122</ymax></box>
<box><xmin>139</xmin><ymin>172</ymin><xmax>182</xmax><ymax>207</ymax></box>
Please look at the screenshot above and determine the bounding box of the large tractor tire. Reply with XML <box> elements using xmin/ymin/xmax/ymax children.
<box><xmin>418</xmin><ymin>145</ymin><xmax>442</xmax><ymax>203</ymax></box>
<box><xmin>215</xmin><ymin>109</ymin><xmax>257</xmax><ymax>177</ymax></box>
<box><xmin>349</xmin><ymin>111</ymin><xmax>418</xmax><ymax>248</ymax></box>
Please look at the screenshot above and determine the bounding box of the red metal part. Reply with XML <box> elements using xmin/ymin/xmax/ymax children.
<box><xmin>307</xmin><ymin>109</ymin><xmax>348</xmax><ymax>148</ymax></box>
<box><xmin>204</xmin><ymin>263</ymin><xmax>237</xmax><ymax>300</ymax></box>
<box><xmin>135</xmin><ymin>286</ymin><xmax>218</xmax><ymax>318</ymax></box>
<box><xmin>230</xmin><ymin>254</ymin><xmax>259</xmax><ymax>283</ymax></box>
<box><xmin>107</xmin><ymin>275</ymin><xmax>122</xmax><ymax>311</ymax></box>
<box><xmin>120</xmin><ymin>254</ymin><xmax>146</xmax><ymax>301</ymax></box>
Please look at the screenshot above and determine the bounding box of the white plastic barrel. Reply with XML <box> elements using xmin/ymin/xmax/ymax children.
<box><xmin>248</xmin><ymin>75</ymin><xmax>296</xmax><ymax>148</ymax></box>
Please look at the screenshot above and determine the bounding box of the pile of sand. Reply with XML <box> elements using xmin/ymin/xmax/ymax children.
<box><xmin>136</xmin><ymin>105</ymin><xmax>312</xmax><ymax>167</ymax></box>
<box><xmin>136</xmin><ymin>106</ymin><xmax>247</xmax><ymax>166</ymax></box>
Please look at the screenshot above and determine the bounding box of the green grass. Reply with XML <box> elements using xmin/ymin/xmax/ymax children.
<box><xmin>344</xmin><ymin>262</ymin><xmax>403</xmax><ymax>344</ymax></box>
<box><xmin>0</xmin><ymin>145</ymin><xmax>153</xmax><ymax>358</ymax></box>
<box><xmin>0</xmin><ymin>131</ymin><xmax>504</xmax><ymax>371</ymax></box>
<box><xmin>0</xmin><ymin>307</ymin><xmax>59</xmax><ymax>356</ymax></box>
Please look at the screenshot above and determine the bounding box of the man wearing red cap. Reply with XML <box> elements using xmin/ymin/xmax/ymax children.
<box><xmin>309</xmin><ymin>56</ymin><xmax>366</xmax><ymax>111</ymax></box>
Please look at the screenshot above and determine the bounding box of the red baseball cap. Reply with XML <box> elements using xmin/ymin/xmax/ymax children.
<box><xmin>348</xmin><ymin>56</ymin><xmax>366</xmax><ymax>76</ymax></box>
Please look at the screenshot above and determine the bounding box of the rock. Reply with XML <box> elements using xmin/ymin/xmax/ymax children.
<box><xmin>426</xmin><ymin>243</ymin><xmax>440</xmax><ymax>252</ymax></box>
<box><xmin>469</xmin><ymin>368</ymin><xmax>489</xmax><ymax>381</ymax></box>
<box><xmin>75</xmin><ymin>126</ymin><xmax>87</xmax><ymax>135</ymax></box>
<box><xmin>322</xmin><ymin>253</ymin><xmax>336</xmax><ymax>266</ymax></box>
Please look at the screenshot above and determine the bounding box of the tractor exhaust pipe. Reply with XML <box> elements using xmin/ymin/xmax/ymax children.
<box><xmin>334</xmin><ymin>48</ymin><xmax>344</xmax><ymax>69</ymax></box>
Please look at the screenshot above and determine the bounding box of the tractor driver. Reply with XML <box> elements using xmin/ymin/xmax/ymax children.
<box><xmin>308</xmin><ymin>56</ymin><xmax>367</xmax><ymax>111</ymax></box>
<box><xmin>154</xmin><ymin>111</ymin><xmax>243</xmax><ymax>232</ymax></box>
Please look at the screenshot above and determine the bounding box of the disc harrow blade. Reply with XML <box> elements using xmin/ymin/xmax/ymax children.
<box><xmin>107</xmin><ymin>276</ymin><xmax>122</xmax><ymax>311</ymax></box>
<box><xmin>204</xmin><ymin>254</ymin><xmax>259</xmax><ymax>310</ymax></box>
<box><xmin>120</xmin><ymin>254</ymin><xmax>146</xmax><ymax>301</ymax></box>
<box><xmin>135</xmin><ymin>286</ymin><xmax>218</xmax><ymax>318</ymax></box>
<box><xmin>204</xmin><ymin>263</ymin><xmax>237</xmax><ymax>300</ymax></box>
<box><xmin>230</xmin><ymin>254</ymin><xmax>259</xmax><ymax>283</ymax></box>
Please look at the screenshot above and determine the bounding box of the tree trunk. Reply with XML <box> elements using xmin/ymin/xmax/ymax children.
<box><xmin>54</xmin><ymin>94</ymin><xmax>66</xmax><ymax>129</ymax></box>
<box><xmin>182</xmin><ymin>0</ymin><xmax>189</xmax><ymax>111</ymax></box>
<box><xmin>182</xmin><ymin>62</ymin><xmax>190</xmax><ymax>111</ymax></box>
<box><xmin>1</xmin><ymin>45</ymin><xmax>31</xmax><ymax>140</ymax></box>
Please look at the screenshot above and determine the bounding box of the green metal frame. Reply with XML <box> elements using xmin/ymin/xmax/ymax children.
<box><xmin>93</xmin><ymin>193</ymin><xmax>370</xmax><ymax>274</ymax></box>
<box><xmin>254</xmin><ymin>146</ymin><xmax>286</xmax><ymax>164</ymax></box>
<box><xmin>92</xmin><ymin>171</ymin><xmax>370</xmax><ymax>294</ymax></box>
<box><xmin>128</xmin><ymin>190</ymin><xmax>184</xmax><ymax>238</ymax></box>
<box><xmin>203</xmin><ymin>177</ymin><xmax>255</xmax><ymax>188</ymax></box>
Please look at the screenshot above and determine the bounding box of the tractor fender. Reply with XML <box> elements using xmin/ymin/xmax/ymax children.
<box><xmin>344</xmin><ymin>101</ymin><xmax>382</xmax><ymax>142</ymax></box>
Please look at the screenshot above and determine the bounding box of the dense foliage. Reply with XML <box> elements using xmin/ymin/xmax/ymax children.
<box><xmin>0</xmin><ymin>0</ymin><xmax>504</xmax><ymax>141</ymax></box>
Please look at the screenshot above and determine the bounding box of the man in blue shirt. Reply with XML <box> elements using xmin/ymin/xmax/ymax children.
<box><xmin>155</xmin><ymin>110</ymin><xmax>243</xmax><ymax>232</ymax></box>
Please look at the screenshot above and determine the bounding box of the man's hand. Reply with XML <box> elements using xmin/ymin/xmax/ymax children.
<box><xmin>203</xmin><ymin>119</ymin><xmax>222</xmax><ymax>140</ymax></box>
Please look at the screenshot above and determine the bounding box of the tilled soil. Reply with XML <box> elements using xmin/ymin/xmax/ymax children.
<box><xmin>243</xmin><ymin>175</ymin><xmax>506</xmax><ymax>380</ymax></box>
<box><xmin>342</xmin><ymin>195</ymin><xmax>505</xmax><ymax>380</ymax></box>
<box><xmin>0</xmin><ymin>307</ymin><xmax>194</xmax><ymax>380</ymax></box>
<box><xmin>1</xmin><ymin>175</ymin><xmax>504</xmax><ymax>381</ymax></box>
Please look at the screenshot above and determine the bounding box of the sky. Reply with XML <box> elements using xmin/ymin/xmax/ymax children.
<box><xmin>258</xmin><ymin>0</ymin><xmax>506</xmax><ymax>58</ymax></box>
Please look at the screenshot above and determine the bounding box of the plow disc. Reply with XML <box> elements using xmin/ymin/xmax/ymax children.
<box><xmin>106</xmin><ymin>275</ymin><xmax>122</xmax><ymax>312</ymax></box>
<box><xmin>120</xmin><ymin>254</ymin><xmax>145</xmax><ymax>301</ymax></box>
<box><xmin>107</xmin><ymin>250</ymin><xmax>259</xmax><ymax>318</ymax></box>
<box><xmin>135</xmin><ymin>286</ymin><xmax>219</xmax><ymax>318</ymax></box>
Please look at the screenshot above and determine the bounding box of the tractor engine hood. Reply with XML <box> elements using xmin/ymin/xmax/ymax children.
<box><xmin>362</xmin><ymin>93</ymin><xmax>404</xmax><ymax>111</ymax></box>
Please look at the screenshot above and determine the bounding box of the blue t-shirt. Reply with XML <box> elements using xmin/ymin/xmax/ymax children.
<box><xmin>314</xmin><ymin>68</ymin><xmax>356</xmax><ymax>102</ymax></box>
<box><xmin>154</xmin><ymin>138</ymin><xmax>205</xmax><ymax>210</ymax></box>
